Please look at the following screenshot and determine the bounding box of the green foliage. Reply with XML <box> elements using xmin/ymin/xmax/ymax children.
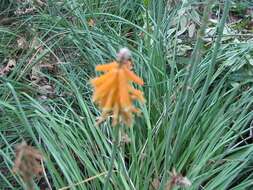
<box><xmin>1</xmin><ymin>0</ymin><xmax>253</xmax><ymax>189</ymax></box>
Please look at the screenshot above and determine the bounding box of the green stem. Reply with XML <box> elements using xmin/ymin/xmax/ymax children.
<box><xmin>103</xmin><ymin>126</ymin><xmax>120</xmax><ymax>190</ymax></box>
<box><xmin>119</xmin><ymin>152</ymin><xmax>136</xmax><ymax>190</ymax></box>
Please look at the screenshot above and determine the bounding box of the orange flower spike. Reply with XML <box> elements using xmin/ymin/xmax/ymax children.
<box><xmin>91</xmin><ymin>47</ymin><xmax>145</xmax><ymax>126</ymax></box>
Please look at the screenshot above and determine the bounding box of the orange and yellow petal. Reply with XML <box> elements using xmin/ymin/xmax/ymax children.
<box><xmin>129</xmin><ymin>86</ymin><xmax>145</xmax><ymax>103</ymax></box>
<box><xmin>118</xmin><ymin>69</ymin><xmax>131</xmax><ymax>109</ymax></box>
<box><xmin>103</xmin><ymin>85</ymin><xmax>118</xmax><ymax>111</ymax></box>
<box><xmin>91</xmin><ymin>69</ymin><xmax>117</xmax><ymax>87</ymax></box>
<box><xmin>92</xmin><ymin>72</ymin><xmax>117</xmax><ymax>101</ymax></box>
<box><xmin>123</xmin><ymin>66</ymin><xmax>144</xmax><ymax>85</ymax></box>
<box><xmin>112</xmin><ymin>103</ymin><xmax>120</xmax><ymax>126</ymax></box>
<box><xmin>95</xmin><ymin>62</ymin><xmax>118</xmax><ymax>72</ymax></box>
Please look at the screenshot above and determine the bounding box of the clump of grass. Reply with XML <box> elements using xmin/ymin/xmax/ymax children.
<box><xmin>1</xmin><ymin>0</ymin><xmax>253</xmax><ymax>190</ymax></box>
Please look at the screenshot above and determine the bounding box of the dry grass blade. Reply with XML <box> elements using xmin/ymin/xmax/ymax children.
<box><xmin>58</xmin><ymin>170</ymin><xmax>117</xmax><ymax>190</ymax></box>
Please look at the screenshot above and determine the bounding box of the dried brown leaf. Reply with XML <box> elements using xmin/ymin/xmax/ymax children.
<box><xmin>13</xmin><ymin>141</ymin><xmax>44</xmax><ymax>185</ymax></box>
<box><xmin>15</xmin><ymin>7</ymin><xmax>36</xmax><ymax>16</ymax></box>
<box><xmin>167</xmin><ymin>168</ymin><xmax>191</xmax><ymax>189</ymax></box>
<box><xmin>0</xmin><ymin>59</ymin><xmax>16</xmax><ymax>76</ymax></box>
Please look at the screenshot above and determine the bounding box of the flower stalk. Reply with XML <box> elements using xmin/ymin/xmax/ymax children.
<box><xmin>103</xmin><ymin>125</ymin><xmax>120</xmax><ymax>190</ymax></box>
